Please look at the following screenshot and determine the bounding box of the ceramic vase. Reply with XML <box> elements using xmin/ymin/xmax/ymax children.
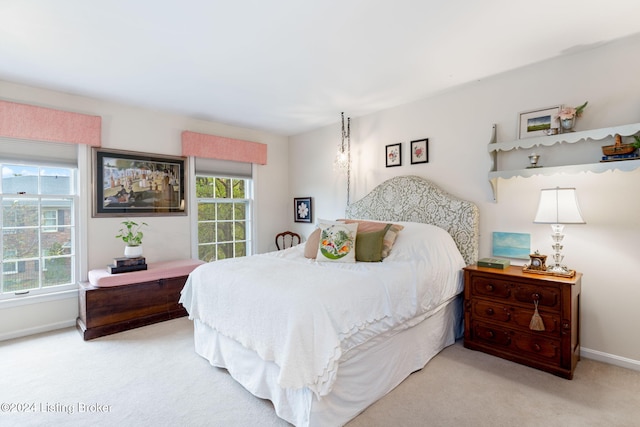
<box><xmin>124</xmin><ymin>245</ymin><xmax>143</xmax><ymax>258</ymax></box>
<box><xmin>560</xmin><ymin>117</ymin><xmax>575</xmax><ymax>132</ymax></box>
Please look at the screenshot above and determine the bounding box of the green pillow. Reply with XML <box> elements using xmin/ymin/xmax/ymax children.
<box><xmin>356</xmin><ymin>224</ymin><xmax>391</xmax><ymax>262</ymax></box>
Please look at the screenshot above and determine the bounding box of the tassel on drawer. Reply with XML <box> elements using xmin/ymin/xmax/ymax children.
<box><xmin>529</xmin><ymin>300</ymin><xmax>545</xmax><ymax>331</ymax></box>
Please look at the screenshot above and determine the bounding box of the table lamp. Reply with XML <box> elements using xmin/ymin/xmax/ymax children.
<box><xmin>533</xmin><ymin>187</ymin><xmax>585</xmax><ymax>275</ymax></box>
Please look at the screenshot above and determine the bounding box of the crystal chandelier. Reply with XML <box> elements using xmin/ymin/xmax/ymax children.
<box><xmin>334</xmin><ymin>112</ymin><xmax>351</xmax><ymax>205</ymax></box>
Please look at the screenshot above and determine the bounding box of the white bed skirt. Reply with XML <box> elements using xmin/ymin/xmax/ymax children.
<box><xmin>193</xmin><ymin>294</ymin><xmax>463</xmax><ymax>427</ymax></box>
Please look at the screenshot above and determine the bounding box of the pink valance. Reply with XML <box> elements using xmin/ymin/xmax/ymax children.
<box><xmin>0</xmin><ymin>100</ymin><xmax>101</xmax><ymax>146</ymax></box>
<box><xmin>181</xmin><ymin>131</ymin><xmax>267</xmax><ymax>165</ymax></box>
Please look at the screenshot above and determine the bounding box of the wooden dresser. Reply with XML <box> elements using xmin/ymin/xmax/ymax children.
<box><xmin>463</xmin><ymin>265</ymin><xmax>581</xmax><ymax>379</ymax></box>
<box><xmin>77</xmin><ymin>259</ymin><xmax>204</xmax><ymax>340</ymax></box>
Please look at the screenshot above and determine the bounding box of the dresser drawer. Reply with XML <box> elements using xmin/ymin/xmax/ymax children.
<box><xmin>470</xmin><ymin>276</ymin><xmax>560</xmax><ymax>312</ymax></box>
<box><xmin>471</xmin><ymin>321</ymin><xmax>561</xmax><ymax>364</ymax></box>
<box><xmin>472</xmin><ymin>322</ymin><xmax>512</xmax><ymax>347</ymax></box>
<box><xmin>513</xmin><ymin>283</ymin><xmax>559</xmax><ymax>311</ymax></box>
<box><xmin>470</xmin><ymin>276</ymin><xmax>512</xmax><ymax>300</ymax></box>
<box><xmin>470</xmin><ymin>299</ymin><xmax>560</xmax><ymax>335</ymax></box>
<box><xmin>512</xmin><ymin>334</ymin><xmax>561</xmax><ymax>364</ymax></box>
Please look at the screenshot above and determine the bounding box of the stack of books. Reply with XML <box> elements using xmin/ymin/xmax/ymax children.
<box><xmin>601</xmin><ymin>152</ymin><xmax>638</xmax><ymax>162</ymax></box>
<box><xmin>107</xmin><ymin>257</ymin><xmax>147</xmax><ymax>274</ymax></box>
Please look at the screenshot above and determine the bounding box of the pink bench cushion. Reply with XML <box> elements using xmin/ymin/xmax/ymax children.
<box><xmin>88</xmin><ymin>259</ymin><xmax>205</xmax><ymax>288</ymax></box>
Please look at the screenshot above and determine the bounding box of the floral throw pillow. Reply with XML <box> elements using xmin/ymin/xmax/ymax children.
<box><xmin>316</xmin><ymin>222</ymin><xmax>358</xmax><ymax>263</ymax></box>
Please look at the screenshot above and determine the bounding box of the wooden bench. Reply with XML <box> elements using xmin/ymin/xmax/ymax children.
<box><xmin>76</xmin><ymin>259</ymin><xmax>204</xmax><ymax>340</ymax></box>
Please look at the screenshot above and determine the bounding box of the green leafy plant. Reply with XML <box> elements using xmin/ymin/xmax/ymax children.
<box><xmin>632</xmin><ymin>135</ymin><xmax>640</xmax><ymax>149</ymax></box>
<box><xmin>115</xmin><ymin>220</ymin><xmax>148</xmax><ymax>246</ymax></box>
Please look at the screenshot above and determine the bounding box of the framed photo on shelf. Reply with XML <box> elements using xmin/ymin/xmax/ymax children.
<box><xmin>92</xmin><ymin>148</ymin><xmax>186</xmax><ymax>217</ymax></box>
<box><xmin>518</xmin><ymin>105</ymin><xmax>561</xmax><ymax>139</ymax></box>
<box><xmin>385</xmin><ymin>143</ymin><xmax>402</xmax><ymax>167</ymax></box>
<box><xmin>410</xmin><ymin>139</ymin><xmax>429</xmax><ymax>164</ymax></box>
<box><xmin>294</xmin><ymin>197</ymin><xmax>312</xmax><ymax>223</ymax></box>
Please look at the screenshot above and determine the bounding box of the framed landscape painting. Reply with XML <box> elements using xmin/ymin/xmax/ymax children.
<box><xmin>93</xmin><ymin>148</ymin><xmax>186</xmax><ymax>217</ymax></box>
<box><xmin>518</xmin><ymin>106</ymin><xmax>561</xmax><ymax>139</ymax></box>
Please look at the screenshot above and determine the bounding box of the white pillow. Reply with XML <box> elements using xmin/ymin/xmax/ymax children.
<box><xmin>384</xmin><ymin>221</ymin><xmax>465</xmax><ymax>268</ymax></box>
<box><xmin>316</xmin><ymin>222</ymin><xmax>358</xmax><ymax>263</ymax></box>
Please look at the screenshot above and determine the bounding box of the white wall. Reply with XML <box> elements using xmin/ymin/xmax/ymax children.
<box><xmin>0</xmin><ymin>80</ymin><xmax>290</xmax><ymax>339</ymax></box>
<box><xmin>289</xmin><ymin>33</ymin><xmax>640</xmax><ymax>366</ymax></box>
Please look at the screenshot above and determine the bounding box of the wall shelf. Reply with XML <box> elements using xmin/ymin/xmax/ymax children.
<box><xmin>488</xmin><ymin>122</ymin><xmax>640</xmax><ymax>201</ymax></box>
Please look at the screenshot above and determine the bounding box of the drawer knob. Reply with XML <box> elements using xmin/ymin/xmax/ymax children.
<box><xmin>533</xmin><ymin>343</ymin><xmax>541</xmax><ymax>352</ymax></box>
<box><xmin>485</xmin><ymin>308</ymin><xmax>494</xmax><ymax>315</ymax></box>
<box><xmin>532</xmin><ymin>293</ymin><xmax>540</xmax><ymax>301</ymax></box>
<box><xmin>485</xmin><ymin>284</ymin><xmax>494</xmax><ymax>292</ymax></box>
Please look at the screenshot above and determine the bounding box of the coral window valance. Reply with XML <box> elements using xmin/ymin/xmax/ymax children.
<box><xmin>0</xmin><ymin>100</ymin><xmax>101</xmax><ymax>146</ymax></box>
<box><xmin>181</xmin><ymin>131</ymin><xmax>267</xmax><ymax>165</ymax></box>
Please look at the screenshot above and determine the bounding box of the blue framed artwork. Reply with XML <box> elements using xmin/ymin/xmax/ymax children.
<box><xmin>492</xmin><ymin>232</ymin><xmax>530</xmax><ymax>259</ymax></box>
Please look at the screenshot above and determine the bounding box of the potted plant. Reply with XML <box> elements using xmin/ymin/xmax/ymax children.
<box><xmin>557</xmin><ymin>101</ymin><xmax>588</xmax><ymax>132</ymax></box>
<box><xmin>116</xmin><ymin>220</ymin><xmax>148</xmax><ymax>258</ymax></box>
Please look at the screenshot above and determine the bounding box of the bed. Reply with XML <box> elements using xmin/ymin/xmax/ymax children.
<box><xmin>179</xmin><ymin>175</ymin><xmax>479</xmax><ymax>426</ymax></box>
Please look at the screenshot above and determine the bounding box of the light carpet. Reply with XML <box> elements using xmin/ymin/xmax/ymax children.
<box><xmin>1</xmin><ymin>318</ymin><xmax>639</xmax><ymax>427</ymax></box>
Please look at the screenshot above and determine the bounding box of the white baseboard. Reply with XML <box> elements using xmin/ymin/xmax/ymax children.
<box><xmin>581</xmin><ymin>347</ymin><xmax>640</xmax><ymax>372</ymax></box>
<box><xmin>0</xmin><ymin>319</ymin><xmax>76</xmax><ymax>342</ymax></box>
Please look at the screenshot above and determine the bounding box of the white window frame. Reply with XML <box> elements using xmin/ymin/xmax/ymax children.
<box><xmin>0</xmin><ymin>158</ymin><xmax>80</xmax><ymax>301</ymax></box>
<box><xmin>192</xmin><ymin>171</ymin><xmax>253</xmax><ymax>262</ymax></box>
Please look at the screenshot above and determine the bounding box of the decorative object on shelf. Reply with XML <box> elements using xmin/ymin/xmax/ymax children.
<box><xmin>294</xmin><ymin>197</ymin><xmax>312</xmax><ymax>223</ymax></box>
<box><xmin>527</xmin><ymin>152</ymin><xmax>541</xmax><ymax>168</ymax></box>
<box><xmin>533</xmin><ymin>187</ymin><xmax>585</xmax><ymax>277</ymax></box>
<box><xmin>385</xmin><ymin>143</ymin><xmax>401</xmax><ymax>167</ymax></box>
<box><xmin>334</xmin><ymin>112</ymin><xmax>352</xmax><ymax>205</ymax></box>
<box><xmin>524</xmin><ymin>250</ymin><xmax>547</xmax><ymax>272</ymax></box>
<box><xmin>518</xmin><ymin>106</ymin><xmax>561</xmax><ymax>139</ymax></box>
<box><xmin>601</xmin><ymin>133</ymin><xmax>637</xmax><ymax>160</ymax></box>
<box><xmin>410</xmin><ymin>138</ymin><xmax>429</xmax><ymax>164</ymax></box>
<box><xmin>116</xmin><ymin>220</ymin><xmax>148</xmax><ymax>258</ymax></box>
<box><xmin>557</xmin><ymin>101</ymin><xmax>588</xmax><ymax>133</ymax></box>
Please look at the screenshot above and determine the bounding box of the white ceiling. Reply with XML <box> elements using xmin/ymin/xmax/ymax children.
<box><xmin>1</xmin><ymin>1</ymin><xmax>639</xmax><ymax>136</ymax></box>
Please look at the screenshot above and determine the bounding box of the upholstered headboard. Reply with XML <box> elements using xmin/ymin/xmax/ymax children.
<box><xmin>345</xmin><ymin>175</ymin><xmax>479</xmax><ymax>265</ymax></box>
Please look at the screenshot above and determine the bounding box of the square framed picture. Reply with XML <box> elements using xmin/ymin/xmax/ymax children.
<box><xmin>410</xmin><ymin>138</ymin><xmax>429</xmax><ymax>164</ymax></box>
<box><xmin>385</xmin><ymin>143</ymin><xmax>402</xmax><ymax>167</ymax></box>
<box><xmin>294</xmin><ymin>197</ymin><xmax>312</xmax><ymax>223</ymax></box>
<box><xmin>518</xmin><ymin>106</ymin><xmax>561</xmax><ymax>139</ymax></box>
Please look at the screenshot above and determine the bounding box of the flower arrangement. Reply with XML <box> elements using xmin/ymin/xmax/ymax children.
<box><xmin>557</xmin><ymin>101</ymin><xmax>588</xmax><ymax>120</ymax></box>
<box><xmin>115</xmin><ymin>220</ymin><xmax>148</xmax><ymax>246</ymax></box>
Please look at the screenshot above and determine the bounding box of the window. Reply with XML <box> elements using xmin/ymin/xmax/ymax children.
<box><xmin>195</xmin><ymin>176</ymin><xmax>252</xmax><ymax>262</ymax></box>
<box><xmin>1</xmin><ymin>163</ymin><xmax>77</xmax><ymax>299</ymax></box>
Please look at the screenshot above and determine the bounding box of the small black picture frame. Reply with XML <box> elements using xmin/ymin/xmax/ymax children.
<box><xmin>294</xmin><ymin>197</ymin><xmax>312</xmax><ymax>223</ymax></box>
<box><xmin>410</xmin><ymin>138</ymin><xmax>429</xmax><ymax>164</ymax></box>
<box><xmin>385</xmin><ymin>143</ymin><xmax>402</xmax><ymax>167</ymax></box>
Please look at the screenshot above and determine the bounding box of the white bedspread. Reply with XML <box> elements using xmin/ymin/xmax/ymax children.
<box><xmin>179</xmin><ymin>222</ymin><xmax>465</xmax><ymax>398</ymax></box>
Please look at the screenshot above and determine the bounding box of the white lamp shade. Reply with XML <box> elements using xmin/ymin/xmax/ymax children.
<box><xmin>533</xmin><ymin>187</ymin><xmax>585</xmax><ymax>224</ymax></box>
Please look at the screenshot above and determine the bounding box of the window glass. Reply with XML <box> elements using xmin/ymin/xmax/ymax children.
<box><xmin>195</xmin><ymin>175</ymin><xmax>251</xmax><ymax>262</ymax></box>
<box><xmin>0</xmin><ymin>163</ymin><xmax>76</xmax><ymax>298</ymax></box>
